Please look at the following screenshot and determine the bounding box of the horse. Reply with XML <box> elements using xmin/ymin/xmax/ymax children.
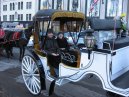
<box><xmin>0</xmin><ymin>28</ymin><xmax>14</xmax><ymax>58</ymax></box>
<box><xmin>0</xmin><ymin>26</ymin><xmax>33</xmax><ymax>61</ymax></box>
<box><xmin>8</xmin><ymin>26</ymin><xmax>33</xmax><ymax>61</ymax></box>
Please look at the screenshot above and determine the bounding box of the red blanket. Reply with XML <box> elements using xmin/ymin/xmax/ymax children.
<box><xmin>0</xmin><ymin>29</ymin><xmax>5</xmax><ymax>39</ymax></box>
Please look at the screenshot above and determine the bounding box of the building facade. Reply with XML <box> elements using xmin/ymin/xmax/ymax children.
<box><xmin>0</xmin><ymin>0</ymin><xmax>1</xmax><ymax>22</ymax></box>
<box><xmin>39</xmin><ymin>0</ymin><xmax>129</xmax><ymax>29</ymax></box>
<box><xmin>1</xmin><ymin>0</ymin><xmax>39</xmax><ymax>22</ymax></box>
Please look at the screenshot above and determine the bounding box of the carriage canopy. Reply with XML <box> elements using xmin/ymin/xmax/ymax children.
<box><xmin>33</xmin><ymin>9</ymin><xmax>85</xmax><ymax>21</ymax></box>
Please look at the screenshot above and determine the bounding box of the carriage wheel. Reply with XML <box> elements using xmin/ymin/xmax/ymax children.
<box><xmin>22</xmin><ymin>55</ymin><xmax>41</xmax><ymax>95</ymax></box>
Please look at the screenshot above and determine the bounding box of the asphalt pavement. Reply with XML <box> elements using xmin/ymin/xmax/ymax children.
<box><xmin>0</xmin><ymin>48</ymin><xmax>124</xmax><ymax>97</ymax></box>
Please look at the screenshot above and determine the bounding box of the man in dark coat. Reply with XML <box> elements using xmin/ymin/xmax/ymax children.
<box><xmin>44</xmin><ymin>29</ymin><xmax>61</xmax><ymax>77</ymax></box>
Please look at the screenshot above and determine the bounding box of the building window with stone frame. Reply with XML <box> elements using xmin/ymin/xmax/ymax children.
<box><xmin>26</xmin><ymin>2</ymin><xmax>32</xmax><ymax>9</ymax></box>
<box><xmin>10</xmin><ymin>15</ymin><xmax>14</xmax><ymax>21</ymax></box>
<box><xmin>18</xmin><ymin>2</ymin><xmax>20</xmax><ymax>10</ymax></box>
<box><xmin>86</xmin><ymin>0</ymin><xmax>100</xmax><ymax>17</ymax></box>
<box><xmin>18</xmin><ymin>14</ymin><xmax>23</xmax><ymax>21</ymax></box>
<box><xmin>10</xmin><ymin>3</ymin><xmax>12</xmax><ymax>11</ymax></box>
<box><xmin>29</xmin><ymin>14</ymin><xmax>31</xmax><ymax>21</ymax></box>
<box><xmin>106</xmin><ymin>0</ymin><xmax>123</xmax><ymax>17</ymax></box>
<box><xmin>13</xmin><ymin>3</ymin><xmax>15</xmax><ymax>10</ymax></box>
<box><xmin>3</xmin><ymin>5</ymin><xmax>7</xmax><ymax>11</ymax></box>
<box><xmin>21</xmin><ymin>2</ymin><xmax>23</xmax><ymax>10</ymax></box>
<box><xmin>26</xmin><ymin>14</ymin><xmax>28</xmax><ymax>21</ymax></box>
<box><xmin>26</xmin><ymin>14</ymin><xmax>31</xmax><ymax>21</ymax></box>
<box><xmin>3</xmin><ymin>15</ymin><xmax>7</xmax><ymax>21</ymax></box>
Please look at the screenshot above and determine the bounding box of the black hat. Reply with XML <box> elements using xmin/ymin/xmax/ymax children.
<box><xmin>58</xmin><ymin>32</ymin><xmax>63</xmax><ymax>35</ymax></box>
<box><xmin>47</xmin><ymin>29</ymin><xmax>53</xmax><ymax>33</ymax></box>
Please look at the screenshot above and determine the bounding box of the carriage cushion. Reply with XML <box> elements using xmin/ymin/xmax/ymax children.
<box><xmin>89</xmin><ymin>18</ymin><xmax>121</xmax><ymax>31</ymax></box>
<box><xmin>103</xmin><ymin>37</ymin><xmax>129</xmax><ymax>50</ymax></box>
<box><xmin>0</xmin><ymin>29</ymin><xmax>5</xmax><ymax>39</ymax></box>
<box><xmin>61</xmin><ymin>50</ymin><xmax>79</xmax><ymax>67</ymax></box>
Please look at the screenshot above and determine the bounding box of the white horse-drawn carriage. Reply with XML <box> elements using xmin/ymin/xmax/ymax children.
<box><xmin>21</xmin><ymin>9</ymin><xmax>129</xmax><ymax>97</ymax></box>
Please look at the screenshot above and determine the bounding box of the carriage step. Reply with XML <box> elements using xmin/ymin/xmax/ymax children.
<box><xmin>112</xmin><ymin>70</ymin><xmax>129</xmax><ymax>89</ymax></box>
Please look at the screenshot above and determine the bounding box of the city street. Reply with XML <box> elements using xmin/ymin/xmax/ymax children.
<box><xmin>0</xmin><ymin>0</ymin><xmax>129</xmax><ymax>97</ymax></box>
<box><xmin>0</xmin><ymin>48</ymin><xmax>124</xmax><ymax>97</ymax></box>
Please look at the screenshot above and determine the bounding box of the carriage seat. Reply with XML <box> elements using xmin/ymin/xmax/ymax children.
<box><xmin>103</xmin><ymin>37</ymin><xmax>129</xmax><ymax>50</ymax></box>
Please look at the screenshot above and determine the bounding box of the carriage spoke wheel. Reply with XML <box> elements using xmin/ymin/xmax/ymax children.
<box><xmin>22</xmin><ymin>55</ymin><xmax>41</xmax><ymax>95</ymax></box>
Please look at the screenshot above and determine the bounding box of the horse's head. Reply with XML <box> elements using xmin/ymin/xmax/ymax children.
<box><xmin>24</xmin><ymin>25</ymin><xmax>34</xmax><ymax>39</ymax></box>
<box><xmin>18</xmin><ymin>25</ymin><xmax>34</xmax><ymax>47</ymax></box>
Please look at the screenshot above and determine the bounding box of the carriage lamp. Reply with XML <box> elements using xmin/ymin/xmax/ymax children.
<box><xmin>84</xmin><ymin>31</ymin><xmax>95</xmax><ymax>59</ymax></box>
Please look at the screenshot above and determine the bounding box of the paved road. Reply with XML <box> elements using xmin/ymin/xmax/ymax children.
<box><xmin>0</xmin><ymin>48</ymin><xmax>124</xmax><ymax>97</ymax></box>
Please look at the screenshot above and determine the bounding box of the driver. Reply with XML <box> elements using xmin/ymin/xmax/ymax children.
<box><xmin>44</xmin><ymin>29</ymin><xmax>61</xmax><ymax>77</ymax></box>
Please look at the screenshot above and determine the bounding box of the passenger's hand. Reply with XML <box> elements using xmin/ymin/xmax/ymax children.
<box><xmin>60</xmin><ymin>48</ymin><xmax>65</xmax><ymax>50</ymax></box>
<box><xmin>51</xmin><ymin>53</ymin><xmax>59</xmax><ymax>56</ymax></box>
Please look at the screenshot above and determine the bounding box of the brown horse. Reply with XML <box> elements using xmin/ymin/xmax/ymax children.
<box><xmin>0</xmin><ymin>26</ymin><xmax>33</xmax><ymax>60</ymax></box>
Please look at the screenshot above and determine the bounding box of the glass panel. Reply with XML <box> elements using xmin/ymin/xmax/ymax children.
<box><xmin>80</xmin><ymin>0</ymin><xmax>86</xmax><ymax>14</ymax></box>
<box><xmin>70</xmin><ymin>0</ymin><xmax>80</xmax><ymax>11</ymax></box>
<box><xmin>54</xmin><ymin>0</ymin><xmax>63</xmax><ymax>10</ymax></box>
<box><xmin>40</xmin><ymin>0</ymin><xmax>52</xmax><ymax>9</ymax></box>
<box><xmin>54</xmin><ymin>0</ymin><xmax>57</xmax><ymax>9</ymax></box>
<box><xmin>48</xmin><ymin>0</ymin><xmax>52</xmax><ymax>9</ymax></box>
<box><xmin>52</xmin><ymin>21</ymin><xmax>60</xmax><ymax>33</ymax></box>
<box><xmin>87</xmin><ymin>0</ymin><xmax>100</xmax><ymax>17</ymax></box>
<box><xmin>62</xmin><ymin>0</ymin><xmax>68</xmax><ymax>10</ymax></box>
<box><xmin>106</xmin><ymin>0</ymin><xmax>123</xmax><ymax>17</ymax></box>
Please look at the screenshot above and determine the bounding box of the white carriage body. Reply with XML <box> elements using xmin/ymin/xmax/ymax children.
<box><xmin>37</xmin><ymin>44</ymin><xmax>129</xmax><ymax>97</ymax></box>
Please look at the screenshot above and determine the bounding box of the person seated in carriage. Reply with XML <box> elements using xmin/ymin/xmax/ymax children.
<box><xmin>57</xmin><ymin>32</ymin><xmax>70</xmax><ymax>50</ymax></box>
<box><xmin>43</xmin><ymin>29</ymin><xmax>61</xmax><ymax>77</ymax></box>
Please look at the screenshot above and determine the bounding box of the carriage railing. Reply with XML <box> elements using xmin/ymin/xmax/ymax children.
<box><xmin>61</xmin><ymin>52</ymin><xmax>76</xmax><ymax>63</ymax></box>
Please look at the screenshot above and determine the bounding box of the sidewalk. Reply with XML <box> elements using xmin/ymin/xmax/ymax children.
<box><xmin>0</xmin><ymin>85</ymin><xmax>9</xmax><ymax>97</ymax></box>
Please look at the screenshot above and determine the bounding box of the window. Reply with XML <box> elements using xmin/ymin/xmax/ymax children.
<box><xmin>21</xmin><ymin>14</ymin><xmax>23</xmax><ymax>21</ymax></box>
<box><xmin>106</xmin><ymin>0</ymin><xmax>123</xmax><ymax>17</ymax></box>
<box><xmin>86</xmin><ymin>0</ymin><xmax>100</xmax><ymax>17</ymax></box>
<box><xmin>29</xmin><ymin>14</ymin><xmax>31</xmax><ymax>21</ymax></box>
<box><xmin>29</xmin><ymin>14</ymin><xmax>31</xmax><ymax>20</ymax></box>
<box><xmin>26</xmin><ymin>2</ymin><xmax>28</xmax><ymax>9</ymax></box>
<box><xmin>69</xmin><ymin>0</ymin><xmax>79</xmax><ymax>11</ymax></box>
<box><xmin>13</xmin><ymin>3</ymin><xmax>15</xmax><ymax>10</ymax></box>
<box><xmin>10</xmin><ymin>3</ymin><xmax>12</xmax><ymax>11</ymax></box>
<box><xmin>10</xmin><ymin>3</ymin><xmax>15</xmax><ymax>11</ymax></box>
<box><xmin>62</xmin><ymin>0</ymin><xmax>68</xmax><ymax>10</ymax></box>
<box><xmin>10</xmin><ymin>15</ymin><xmax>11</xmax><ymax>21</ymax></box>
<box><xmin>3</xmin><ymin>15</ymin><xmax>7</xmax><ymax>21</ymax></box>
<box><xmin>10</xmin><ymin>15</ymin><xmax>14</xmax><ymax>21</ymax></box>
<box><xmin>26</xmin><ymin>2</ymin><xmax>32</xmax><ymax>9</ymax></box>
<box><xmin>3</xmin><ymin>5</ymin><xmax>7</xmax><ymax>11</ymax></box>
<box><xmin>41</xmin><ymin>0</ymin><xmax>49</xmax><ymax>9</ymax></box>
<box><xmin>26</xmin><ymin>14</ymin><xmax>29</xmax><ymax>21</ymax></box>
<box><xmin>57</xmin><ymin>0</ymin><xmax>63</xmax><ymax>10</ymax></box>
<box><xmin>18</xmin><ymin>2</ymin><xmax>23</xmax><ymax>10</ymax></box>
<box><xmin>18</xmin><ymin>2</ymin><xmax>20</xmax><ymax>10</ymax></box>
<box><xmin>26</xmin><ymin>14</ymin><xmax>31</xmax><ymax>21</ymax></box>
<box><xmin>18</xmin><ymin>14</ymin><xmax>20</xmax><ymax>20</ymax></box>
<box><xmin>80</xmin><ymin>0</ymin><xmax>86</xmax><ymax>14</ymax></box>
<box><xmin>69</xmin><ymin>0</ymin><xmax>86</xmax><ymax>13</ymax></box>
<box><xmin>21</xmin><ymin>2</ymin><xmax>23</xmax><ymax>10</ymax></box>
<box><xmin>18</xmin><ymin>14</ymin><xmax>23</xmax><ymax>21</ymax></box>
